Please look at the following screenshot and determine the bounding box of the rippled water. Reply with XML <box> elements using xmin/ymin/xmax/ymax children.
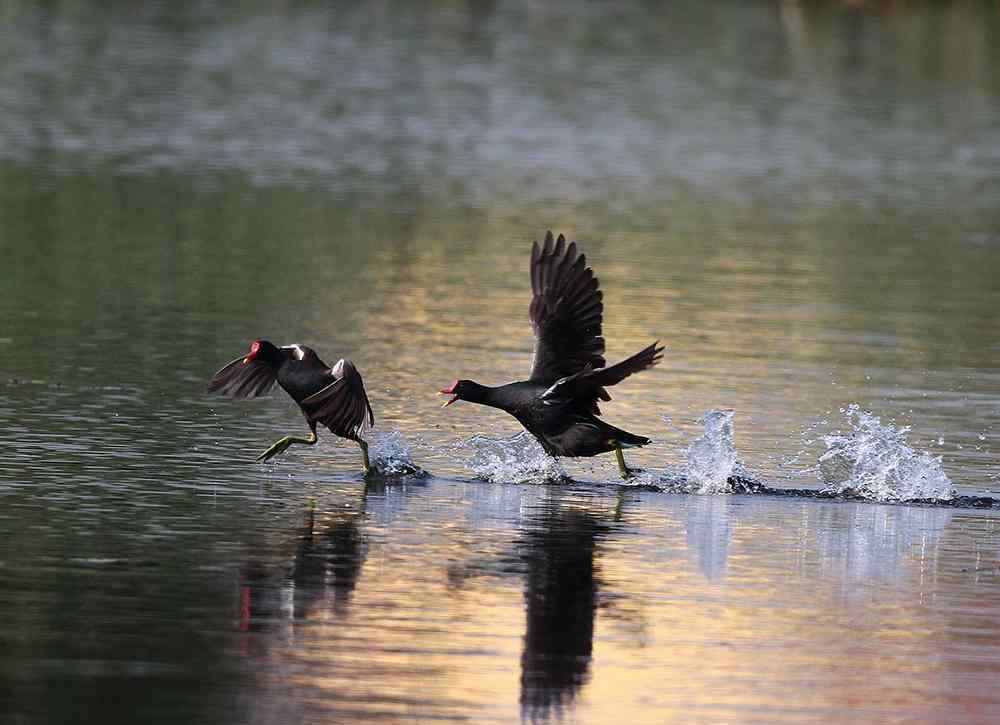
<box><xmin>2</xmin><ymin>1</ymin><xmax>1000</xmax><ymax>722</ymax></box>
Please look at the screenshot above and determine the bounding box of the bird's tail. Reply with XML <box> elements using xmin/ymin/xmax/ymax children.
<box><xmin>594</xmin><ymin>342</ymin><xmax>664</xmax><ymax>388</ymax></box>
<box><xmin>602</xmin><ymin>421</ymin><xmax>651</xmax><ymax>448</ymax></box>
<box><xmin>585</xmin><ymin>341</ymin><xmax>664</xmax><ymax>401</ymax></box>
<box><xmin>542</xmin><ymin>341</ymin><xmax>665</xmax><ymax>410</ymax></box>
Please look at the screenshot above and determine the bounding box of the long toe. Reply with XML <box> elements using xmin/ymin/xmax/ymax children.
<box><xmin>256</xmin><ymin>440</ymin><xmax>290</xmax><ymax>462</ymax></box>
<box><xmin>619</xmin><ymin>464</ymin><xmax>643</xmax><ymax>481</ymax></box>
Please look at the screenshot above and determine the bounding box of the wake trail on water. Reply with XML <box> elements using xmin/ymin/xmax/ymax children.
<box><xmin>456</xmin><ymin>405</ymin><xmax>967</xmax><ymax>505</ymax></box>
<box><xmin>644</xmin><ymin>406</ymin><xmax>954</xmax><ymax>502</ymax></box>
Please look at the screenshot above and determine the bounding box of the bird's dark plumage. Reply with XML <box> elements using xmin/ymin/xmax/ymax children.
<box><xmin>529</xmin><ymin>232</ymin><xmax>606</xmax><ymax>384</ymax></box>
<box><xmin>209</xmin><ymin>341</ymin><xmax>373</xmax><ymax>445</ymax></box>
<box><xmin>206</xmin><ymin>357</ymin><xmax>278</xmax><ymax>399</ymax></box>
<box><xmin>302</xmin><ymin>360</ymin><xmax>375</xmax><ymax>441</ymax></box>
<box><xmin>442</xmin><ymin>232</ymin><xmax>663</xmax><ymax>462</ymax></box>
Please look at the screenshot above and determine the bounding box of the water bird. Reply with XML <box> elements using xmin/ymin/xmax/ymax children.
<box><xmin>208</xmin><ymin>341</ymin><xmax>374</xmax><ymax>471</ymax></box>
<box><xmin>440</xmin><ymin>232</ymin><xmax>663</xmax><ymax>478</ymax></box>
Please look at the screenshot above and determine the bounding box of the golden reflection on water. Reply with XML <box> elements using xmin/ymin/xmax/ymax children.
<box><xmin>233</xmin><ymin>483</ymin><xmax>1000</xmax><ymax>723</ymax></box>
<box><xmin>295</xmin><ymin>216</ymin><xmax>1000</xmax><ymax>488</ymax></box>
<box><xmin>2</xmin><ymin>2</ymin><xmax>1000</xmax><ymax>722</ymax></box>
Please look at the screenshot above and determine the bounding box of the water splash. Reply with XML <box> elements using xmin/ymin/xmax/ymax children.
<box><xmin>646</xmin><ymin>410</ymin><xmax>747</xmax><ymax>494</ymax></box>
<box><xmin>817</xmin><ymin>405</ymin><xmax>953</xmax><ymax>502</ymax></box>
<box><xmin>684</xmin><ymin>410</ymin><xmax>738</xmax><ymax>494</ymax></box>
<box><xmin>465</xmin><ymin>432</ymin><xmax>567</xmax><ymax>485</ymax></box>
<box><xmin>368</xmin><ymin>430</ymin><xmax>425</xmax><ymax>477</ymax></box>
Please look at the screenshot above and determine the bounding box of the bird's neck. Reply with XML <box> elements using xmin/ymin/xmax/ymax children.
<box><xmin>463</xmin><ymin>382</ymin><xmax>502</xmax><ymax>408</ymax></box>
<box><xmin>462</xmin><ymin>381</ymin><xmax>530</xmax><ymax>416</ymax></box>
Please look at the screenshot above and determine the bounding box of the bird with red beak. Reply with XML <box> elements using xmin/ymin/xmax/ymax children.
<box><xmin>439</xmin><ymin>232</ymin><xmax>662</xmax><ymax>479</ymax></box>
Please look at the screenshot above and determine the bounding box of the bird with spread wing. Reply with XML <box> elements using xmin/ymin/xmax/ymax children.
<box><xmin>208</xmin><ymin>341</ymin><xmax>374</xmax><ymax>472</ymax></box>
<box><xmin>440</xmin><ymin>232</ymin><xmax>663</xmax><ymax>478</ymax></box>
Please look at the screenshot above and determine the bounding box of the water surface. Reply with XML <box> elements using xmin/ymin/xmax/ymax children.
<box><xmin>2</xmin><ymin>1</ymin><xmax>1000</xmax><ymax>722</ymax></box>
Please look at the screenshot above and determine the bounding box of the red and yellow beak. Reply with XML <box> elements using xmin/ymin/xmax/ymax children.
<box><xmin>439</xmin><ymin>381</ymin><xmax>459</xmax><ymax>408</ymax></box>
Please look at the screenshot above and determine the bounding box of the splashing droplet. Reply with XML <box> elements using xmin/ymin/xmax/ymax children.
<box><xmin>818</xmin><ymin>404</ymin><xmax>952</xmax><ymax>502</ymax></box>
<box><xmin>369</xmin><ymin>430</ymin><xmax>425</xmax><ymax>477</ymax></box>
<box><xmin>684</xmin><ymin>410</ymin><xmax>737</xmax><ymax>494</ymax></box>
<box><xmin>465</xmin><ymin>431</ymin><xmax>567</xmax><ymax>484</ymax></box>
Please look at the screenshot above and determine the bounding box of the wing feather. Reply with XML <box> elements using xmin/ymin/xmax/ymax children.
<box><xmin>300</xmin><ymin>360</ymin><xmax>374</xmax><ymax>441</ymax></box>
<box><xmin>528</xmin><ymin>232</ymin><xmax>606</xmax><ymax>382</ymax></box>
<box><xmin>540</xmin><ymin>342</ymin><xmax>664</xmax><ymax>413</ymax></box>
<box><xmin>207</xmin><ymin>357</ymin><xmax>278</xmax><ymax>399</ymax></box>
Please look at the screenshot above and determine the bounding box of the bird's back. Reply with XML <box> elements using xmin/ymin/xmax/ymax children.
<box><xmin>275</xmin><ymin>346</ymin><xmax>331</xmax><ymax>403</ymax></box>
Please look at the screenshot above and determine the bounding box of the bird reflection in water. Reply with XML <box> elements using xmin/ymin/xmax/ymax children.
<box><xmin>290</xmin><ymin>502</ymin><xmax>367</xmax><ymax>620</ymax></box>
<box><xmin>518</xmin><ymin>500</ymin><xmax>611</xmax><ymax>723</ymax></box>
<box><xmin>237</xmin><ymin>488</ymin><xmax>371</xmax><ymax>645</ymax></box>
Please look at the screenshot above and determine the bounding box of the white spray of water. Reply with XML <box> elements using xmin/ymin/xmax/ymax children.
<box><xmin>368</xmin><ymin>430</ymin><xmax>425</xmax><ymax>477</ymax></box>
<box><xmin>684</xmin><ymin>410</ymin><xmax>738</xmax><ymax>494</ymax></box>
<box><xmin>454</xmin><ymin>405</ymin><xmax>954</xmax><ymax>503</ymax></box>
<box><xmin>465</xmin><ymin>431</ymin><xmax>567</xmax><ymax>484</ymax></box>
<box><xmin>645</xmin><ymin>410</ymin><xmax>741</xmax><ymax>494</ymax></box>
<box><xmin>817</xmin><ymin>404</ymin><xmax>953</xmax><ymax>502</ymax></box>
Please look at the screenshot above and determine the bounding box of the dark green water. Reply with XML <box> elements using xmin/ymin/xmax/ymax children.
<box><xmin>2</xmin><ymin>1</ymin><xmax>1000</xmax><ymax>723</ymax></box>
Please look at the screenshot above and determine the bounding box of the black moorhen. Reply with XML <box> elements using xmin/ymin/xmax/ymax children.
<box><xmin>440</xmin><ymin>232</ymin><xmax>663</xmax><ymax>478</ymax></box>
<box><xmin>208</xmin><ymin>341</ymin><xmax>374</xmax><ymax>471</ymax></box>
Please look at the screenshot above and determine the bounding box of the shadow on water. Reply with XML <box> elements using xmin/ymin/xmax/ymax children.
<box><xmin>518</xmin><ymin>500</ymin><xmax>611</xmax><ymax>723</ymax></box>
<box><xmin>237</xmin><ymin>481</ymin><xmax>388</xmax><ymax>647</ymax></box>
<box><xmin>239</xmin><ymin>504</ymin><xmax>367</xmax><ymax>631</ymax></box>
<box><xmin>447</xmin><ymin>490</ymin><xmax>622</xmax><ymax>723</ymax></box>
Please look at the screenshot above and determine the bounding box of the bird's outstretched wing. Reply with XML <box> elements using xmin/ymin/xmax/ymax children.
<box><xmin>300</xmin><ymin>360</ymin><xmax>374</xmax><ymax>441</ymax></box>
<box><xmin>541</xmin><ymin>342</ymin><xmax>664</xmax><ymax>410</ymax></box>
<box><xmin>207</xmin><ymin>357</ymin><xmax>278</xmax><ymax>399</ymax></box>
<box><xmin>529</xmin><ymin>231</ymin><xmax>605</xmax><ymax>383</ymax></box>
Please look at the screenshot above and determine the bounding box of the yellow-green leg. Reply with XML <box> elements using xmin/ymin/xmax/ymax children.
<box><xmin>614</xmin><ymin>444</ymin><xmax>634</xmax><ymax>480</ymax></box>
<box><xmin>359</xmin><ymin>439</ymin><xmax>370</xmax><ymax>474</ymax></box>
<box><xmin>614</xmin><ymin>489</ymin><xmax>626</xmax><ymax>521</ymax></box>
<box><xmin>256</xmin><ymin>430</ymin><xmax>318</xmax><ymax>462</ymax></box>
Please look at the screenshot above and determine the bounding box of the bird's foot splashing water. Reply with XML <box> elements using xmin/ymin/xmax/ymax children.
<box><xmin>817</xmin><ymin>404</ymin><xmax>953</xmax><ymax>502</ymax></box>
<box><xmin>465</xmin><ymin>431</ymin><xmax>569</xmax><ymax>484</ymax></box>
<box><xmin>366</xmin><ymin>430</ymin><xmax>426</xmax><ymax>477</ymax></box>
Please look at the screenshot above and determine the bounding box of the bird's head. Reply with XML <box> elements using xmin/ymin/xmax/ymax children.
<box><xmin>439</xmin><ymin>379</ymin><xmax>488</xmax><ymax>407</ymax></box>
<box><xmin>243</xmin><ymin>340</ymin><xmax>280</xmax><ymax>365</ymax></box>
